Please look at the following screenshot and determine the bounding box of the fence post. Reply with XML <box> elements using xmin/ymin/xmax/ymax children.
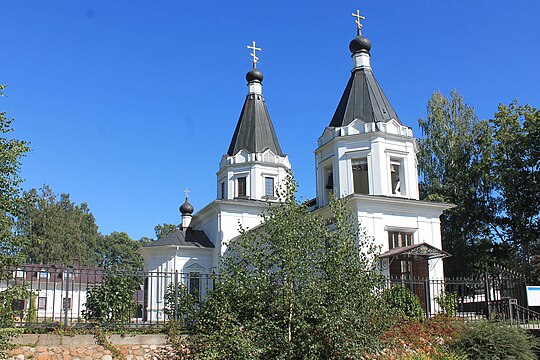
<box><xmin>424</xmin><ymin>278</ymin><xmax>431</xmax><ymax>318</ymax></box>
<box><xmin>484</xmin><ymin>272</ymin><xmax>491</xmax><ymax>320</ymax></box>
<box><xmin>64</xmin><ymin>266</ymin><xmax>71</xmax><ymax>327</ymax></box>
<box><xmin>174</xmin><ymin>271</ymin><xmax>179</xmax><ymax>323</ymax></box>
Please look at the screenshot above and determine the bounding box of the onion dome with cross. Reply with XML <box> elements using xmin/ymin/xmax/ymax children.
<box><xmin>179</xmin><ymin>188</ymin><xmax>194</xmax><ymax>215</ymax></box>
<box><xmin>349</xmin><ymin>9</ymin><xmax>371</xmax><ymax>54</ymax></box>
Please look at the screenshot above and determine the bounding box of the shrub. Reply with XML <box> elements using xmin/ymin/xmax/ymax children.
<box><xmin>437</xmin><ymin>291</ymin><xmax>458</xmax><ymax>317</ymax></box>
<box><xmin>163</xmin><ymin>282</ymin><xmax>198</xmax><ymax>330</ymax></box>
<box><xmin>385</xmin><ymin>285</ymin><xmax>424</xmax><ymax>320</ymax></box>
<box><xmin>380</xmin><ymin>316</ymin><xmax>463</xmax><ymax>359</ymax></box>
<box><xmin>82</xmin><ymin>273</ymin><xmax>137</xmax><ymax>324</ymax></box>
<box><xmin>449</xmin><ymin>320</ymin><xmax>537</xmax><ymax>360</ymax></box>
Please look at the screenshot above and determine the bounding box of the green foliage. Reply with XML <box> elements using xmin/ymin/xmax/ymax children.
<box><xmin>437</xmin><ymin>291</ymin><xmax>458</xmax><ymax>317</ymax></box>
<box><xmin>418</xmin><ymin>92</ymin><xmax>540</xmax><ymax>278</ymax></box>
<box><xmin>185</xmin><ymin>177</ymin><xmax>392</xmax><ymax>359</ymax></box>
<box><xmin>164</xmin><ymin>282</ymin><xmax>198</xmax><ymax>330</ymax></box>
<box><xmin>26</xmin><ymin>293</ymin><xmax>37</xmax><ymax>323</ymax></box>
<box><xmin>16</xmin><ymin>185</ymin><xmax>101</xmax><ymax>266</ymax></box>
<box><xmin>83</xmin><ymin>273</ymin><xmax>138</xmax><ymax>324</ymax></box>
<box><xmin>385</xmin><ymin>285</ymin><xmax>424</xmax><ymax>320</ymax></box>
<box><xmin>0</xmin><ymin>284</ymin><xmax>31</xmax><ymax>357</ymax></box>
<box><xmin>418</xmin><ymin>91</ymin><xmax>503</xmax><ymax>276</ymax></box>
<box><xmin>0</xmin><ymin>84</ymin><xmax>30</xmax><ymax>272</ymax></box>
<box><xmin>449</xmin><ymin>320</ymin><xmax>537</xmax><ymax>360</ymax></box>
<box><xmin>97</xmin><ymin>231</ymin><xmax>143</xmax><ymax>270</ymax></box>
<box><xmin>154</xmin><ymin>223</ymin><xmax>180</xmax><ymax>239</ymax></box>
<box><xmin>491</xmin><ymin>102</ymin><xmax>540</xmax><ymax>277</ymax></box>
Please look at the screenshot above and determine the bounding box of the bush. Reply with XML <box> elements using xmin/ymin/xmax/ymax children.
<box><xmin>449</xmin><ymin>320</ymin><xmax>537</xmax><ymax>360</ymax></box>
<box><xmin>437</xmin><ymin>291</ymin><xmax>458</xmax><ymax>317</ymax></box>
<box><xmin>163</xmin><ymin>282</ymin><xmax>198</xmax><ymax>330</ymax></box>
<box><xmin>380</xmin><ymin>316</ymin><xmax>463</xmax><ymax>359</ymax></box>
<box><xmin>385</xmin><ymin>285</ymin><xmax>424</xmax><ymax>320</ymax></box>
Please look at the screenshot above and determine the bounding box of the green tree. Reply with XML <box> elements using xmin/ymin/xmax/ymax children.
<box><xmin>82</xmin><ymin>272</ymin><xmax>138</xmax><ymax>324</ymax></box>
<box><xmin>154</xmin><ymin>223</ymin><xmax>180</xmax><ymax>239</ymax></box>
<box><xmin>96</xmin><ymin>231</ymin><xmax>143</xmax><ymax>270</ymax></box>
<box><xmin>0</xmin><ymin>84</ymin><xmax>30</xmax><ymax>355</ymax></box>
<box><xmin>0</xmin><ymin>84</ymin><xmax>30</xmax><ymax>270</ymax></box>
<box><xmin>491</xmin><ymin>102</ymin><xmax>540</xmax><ymax>277</ymax></box>
<box><xmin>16</xmin><ymin>185</ymin><xmax>101</xmax><ymax>266</ymax></box>
<box><xmin>186</xmin><ymin>179</ymin><xmax>392</xmax><ymax>359</ymax></box>
<box><xmin>418</xmin><ymin>91</ymin><xmax>499</xmax><ymax>276</ymax></box>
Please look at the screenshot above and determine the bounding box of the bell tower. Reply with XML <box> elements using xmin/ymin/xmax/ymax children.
<box><xmin>315</xmin><ymin>12</ymin><xmax>418</xmax><ymax>207</ymax></box>
<box><xmin>217</xmin><ymin>42</ymin><xmax>291</xmax><ymax>202</ymax></box>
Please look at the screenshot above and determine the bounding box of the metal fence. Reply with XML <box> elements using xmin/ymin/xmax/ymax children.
<box><xmin>0</xmin><ymin>265</ymin><xmax>529</xmax><ymax>328</ymax></box>
<box><xmin>386</xmin><ymin>273</ymin><xmax>527</xmax><ymax>321</ymax></box>
<box><xmin>1</xmin><ymin>265</ymin><xmax>214</xmax><ymax>328</ymax></box>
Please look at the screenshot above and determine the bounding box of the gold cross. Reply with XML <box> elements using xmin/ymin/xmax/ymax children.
<box><xmin>352</xmin><ymin>9</ymin><xmax>365</xmax><ymax>35</ymax></box>
<box><xmin>184</xmin><ymin>188</ymin><xmax>190</xmax><ymax>199</ymax></box>
<box><xmin>247</xmin><ymin>41</ymin><xmax>262</xmax><ymax>68</ymax></box>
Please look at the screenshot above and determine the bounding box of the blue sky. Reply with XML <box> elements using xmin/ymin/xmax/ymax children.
<box><xmin>2</xmin><ymin>1</ymin><xmax>539</xmax><ymax>240</ymax></box>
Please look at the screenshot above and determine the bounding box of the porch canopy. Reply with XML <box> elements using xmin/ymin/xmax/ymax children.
<box><xmin>380</xmin><ymin>242</ymin><xmax>451</xmax><ymax>260</ymax></box>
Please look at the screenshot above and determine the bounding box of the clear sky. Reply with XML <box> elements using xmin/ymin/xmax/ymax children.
<box><xmin>2</xmin><ymin>1</ymin><xmax>539</xmax><ymax>240</ymax></box>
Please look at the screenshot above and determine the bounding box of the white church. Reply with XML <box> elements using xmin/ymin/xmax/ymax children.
<box><xmin>139</xmin><ymin>12</ymin><xmax>453</xmax><ymax>321</ymax></box>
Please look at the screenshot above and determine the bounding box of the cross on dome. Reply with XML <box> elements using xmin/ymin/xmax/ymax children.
<box><xmin>247</xmin><ymin>41</ymin><xmax>262</xmax><ymax>68</ymax></box>
<box><xmin>352</xmin><ymin>9</ymin><xmax>365</xmax><ymax>35</ymax></box>
<box><xmin>184</xmin><ymin>188</ymin><xmax>190</xmax><ymax>199</ymax></box>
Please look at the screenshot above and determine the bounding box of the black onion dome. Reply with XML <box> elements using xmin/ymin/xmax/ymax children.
<box><xmin>179</xmin><ymin>199</ymin><xmax>194</xmax><ymax>215</ymax></box>
<box><xmin>349</xmin><ymin>35</ymin><xmax>371</xmax><ymax>54</ymax></box>
<box><xmin>246</xmin><ymin>68</ymin><xmax>264</xmax><ymax>83</ymax></box>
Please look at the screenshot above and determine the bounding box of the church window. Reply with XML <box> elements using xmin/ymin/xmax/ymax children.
<box><xmin>390</xmin><ymin>159</ymin><xmax>402</xmax><ymax>195</ymax></box>
<box><xmin>352</xmin><ymin>159</ymin><xmax>369</xmax><ymax>194</ymax></box>
<box><xmin>220</xmin><ymin>182</ymin><xmax>225</xmax><ymax>199</ymax></box>
<box><xmin>264</xmin><ymin>177</ymin><xmax>274</xmax><ymax>197</ymax></box>
<box><xmin>237</xmin><ymin>177</ymin><xmax>247</xmax><ymax>197</ymax></box>
<box><xmin>388</xmin><ymin>231</ymin><xmax>413</xmax><ymax>249</ymax></box>
<box><xmin>189</xmin><ymin>272</ymin><xmax>201</xmax><ymax>301</ymax></box>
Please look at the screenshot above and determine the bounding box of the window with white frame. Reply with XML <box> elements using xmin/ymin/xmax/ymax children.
<box><xmin>352</xmin><ymin>158</ymin><xmax>369</xmax><ymax>194</ymax></box>
<box><xmin>220</xmin><ymin>181</ymin><xmax>225</xmax><ymax>199</ymax></box>
<box><xmin>264</xmin><ymin>177</ymin><xmax>274</xmax><ymax>197</ymax></box>
<box><xmin>390</xmin><ymin>158</ymin><xmax>405</xmax><ymax>195</ymax></box>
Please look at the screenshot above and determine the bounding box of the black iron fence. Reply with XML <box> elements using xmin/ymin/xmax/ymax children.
<box><xmin>386</xmin><ymin>273</ymin><xmax>527</xmax><ymax>321</ymax></box>
<box><xmin>0</xmin><ymin>265</ymin><xmax>529</xmax><ymax>328</ymax></box>
<box><xmin>1</xmin><ymin>265</ymin><xmax>214</xmax><ymax>328</ymax></box>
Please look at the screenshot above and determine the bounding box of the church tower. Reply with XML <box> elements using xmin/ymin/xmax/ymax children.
<box><xmin>316</xmin><ymin>11</ymin><xmax>418</xmax><ymax>207</ymax></box>
<box><xmin>217</xmin><ymin>42</ymin><xmax>291</xmax><ymax>201</ymax></box>
<box><xmin>315</xmin><ymin>11</ymin><xmax>453</xmax><ymax>285</ymax></box>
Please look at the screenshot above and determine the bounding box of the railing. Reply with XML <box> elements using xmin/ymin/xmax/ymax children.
<box><xmin>1</xmin><ymin>265</ymin><xmax>214</xmax><ymax>328</ymax></box>
<box><xmin>501</xmin><ymin>298</ymin><xmax>540</xmax><ymax>329</ymax></box>
<box><xmin>385</xmin><ymin>273</ymin><xmax>527</xmax><ymax>321</ymax></box>
<box><xmin>0</xmin><ymin>265</ymin><xmax>530</xmax><ymax>329</ymax></box>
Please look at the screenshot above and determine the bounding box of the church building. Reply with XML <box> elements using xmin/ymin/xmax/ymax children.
<box><xmin>139</xmin><ymin>11</ymin><xmax>453</xmax><ymax>321</ymax></box>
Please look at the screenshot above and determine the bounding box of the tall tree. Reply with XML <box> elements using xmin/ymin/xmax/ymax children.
<box><xmin>491</xmin><ymin>102</ymin><xmax>540</xmax><ymax>277</ymax></box>
<box><xmin>0</xmin><ymin>84</ymin><xmax>30</xmax><ymax>270</ymax></box>
<box><xmin>96</xmin><ymin>231</ymin><xmax>144</xmax><ymax>270</ymax></box>
<box><xmin>418</xmin><ymin>91</ymin><xmax>499</xmax><ymax>276</ymax></box>
<box><xmin>16</xmin><ymin>185</ymin><xmax>101</xmax><ymax>266</ymax></box>
<box><xmin>154</xmin><ymin>223</ymin><xmax>180</xmax><ymax>239</ymax></box>
<box><xmin>187</xmin><ymin>179</ymin><xmax>392</xmax><ymax>359</ymax></box>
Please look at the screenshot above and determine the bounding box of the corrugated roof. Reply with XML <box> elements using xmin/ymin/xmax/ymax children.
<box><xmin>329</xmin><ymin>67</ymin><xmax>401</xmax><ymax>127</ymax></box>
<box><xmin>142</xmin><ymin>228</ymin><xmax>214</xmax><ymax>249</ymax></box>
<box><xmin>227</xmin><ymin>93</ymin><xmax>284</xmax><ymax>156</ymax></box>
